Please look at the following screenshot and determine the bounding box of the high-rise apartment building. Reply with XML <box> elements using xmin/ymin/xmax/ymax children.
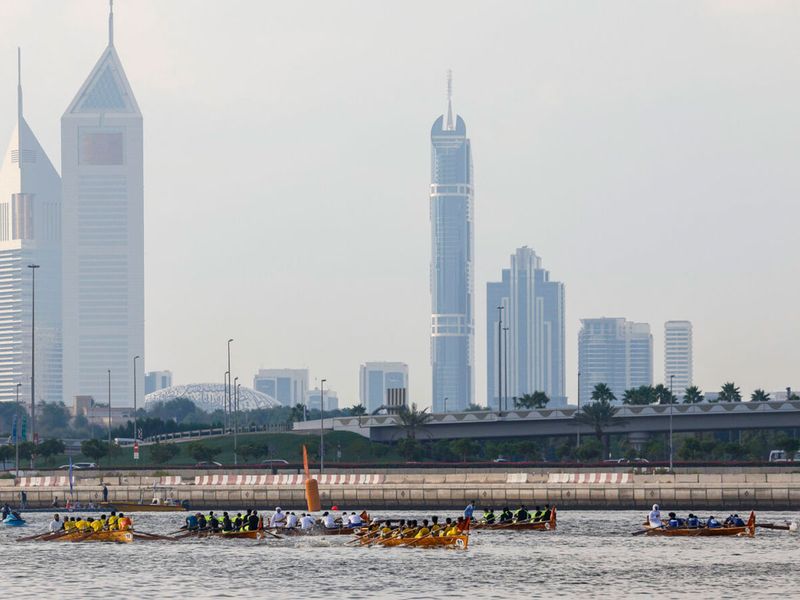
<box><xmin>664</xmin><ymin>321</ymin><xmax>692</xmax><ymax>395</ymax></box>
<box><xmin>430</xmin><ymin>72</ymin><xmax>473</xmax><ymax>413</ymax></box>
<box><xmin>487</xmin><ymin>247</ymin><xmax>565</xmax><ymax>409</ymax></box>
<box><xmin>578</xmin><ymin>318</ymin><xmax>652</xmax><ymax>402</ymax></box>
<box><xmin>253</xmin><ymin>368</ymin><xmax>308</xmax><ymax>407</ymax></box>
<box><xmin>144</xmin><ymin>370</ymin><xmax>172</xmax><ymax>395</ymax></box>
<box><xmin>61</xmin><ymin>6</ymin><xmax>144</xmax><ymax>406</ymax></box>
<box><xmin>306</xmin><ymin>387</ymin><xmax>339</xmax><ymax>412</ymax></box>
<box><xmin>359</xmin><ymin>362</ymin><xmax>409</xmax><ymax>414</ymax></box>
<box><xmin>0</xmin><ymin>51</ymin><xmax>62</xmax><ymax>406</ymax></box>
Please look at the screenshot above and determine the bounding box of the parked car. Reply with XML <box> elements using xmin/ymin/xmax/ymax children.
<box><xmin>768</xmin><ymin>450</ymin><xmax>800</xmax><ymax>462</ymax></box>
<box><xmin>493</xmin><ymin>457</ymin><xmax>510</xmax><ymax>463</ymax></box>
<box><xmin>58</xmin><ymin>462</ymin><xmax>97</xmax><ymax>470</ymax></box>
<box><xmin>261</xmin><ymin>459</ymin><xmax>289</xmax><ymax>466</ymax></box>
<box><xmin>194</xmin><ymin>461</ymin><xmax>223</xmax><ymax>468</ymax></box>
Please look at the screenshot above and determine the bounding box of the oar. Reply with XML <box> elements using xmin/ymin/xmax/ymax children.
<box><xmin>73</xmin><ymin>529</ymin><xmax>99</xmax><ymax>542</ymax></box>
<box><xmin>261</xmin><ymin>528</ymin><xmax>283</xmax><ymax>540</ymax></box>
<box><xmin>133</xmin><ymin>531</ymin><xmax>182</xmax><ymax>541</ymax></box>
<box><xmin>405</xmin><ymin>533</ymin><xmax>436</xmax><ymax>547</ymax></box>
<box><xmin>756</xmin><ymin>523</ymin><xmax>791</xmax><ymax>531</ymax></box>
<box><xmin>17</xmin><ymin>530</ymin><xmax>59</xmax><ymax>542</ymax></box>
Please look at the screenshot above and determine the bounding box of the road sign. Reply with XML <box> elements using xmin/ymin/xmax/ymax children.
<box><xmin>133</xmin><ymin>441</ymin><xmax>139</xmax><ymax>460</ymax></box>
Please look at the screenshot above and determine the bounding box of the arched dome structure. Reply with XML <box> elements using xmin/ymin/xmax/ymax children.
<box><xmin>143</xmin><ymin>383</ymin><xmax>280</xmax><ymax>413</ymax></box>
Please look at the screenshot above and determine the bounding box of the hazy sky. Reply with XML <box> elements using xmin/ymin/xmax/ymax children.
<box><xmin>2</xmin><ymin>0</ymin><xmax>798</xmax><ymax>408</ymax></box>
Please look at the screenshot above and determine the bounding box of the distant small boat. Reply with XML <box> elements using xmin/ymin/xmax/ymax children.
<box><xmin>98</xmin><ymin>500</ymin><xmax>188</xmax><ymax>513</ymax></box>
<box><xmin>2</xmin><ymin>515</ymin><xmax>26</xmax><ymax>527</ymax></box>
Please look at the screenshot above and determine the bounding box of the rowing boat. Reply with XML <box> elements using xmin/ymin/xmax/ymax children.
<box><xmin>644</xmin><ymin>511</ymin><xmax>756</xmax><ymax>537</ymax></box>
<box><xmin>178</xmin><ymin>529</ymin><xmax>270</xmax><ymax>540</ymax></box>
<box><xmin>474</xmin><ymin>508</ymin><xmax>557</xmax><ymax>531</ymax></box>
<box><xmin>372</xmin><ymin>535</ymin><xmax>469</xmax><ymax>549</ymax></box>
<box><xmin>48</xmin><ymin>530</ymin><xmax>133</xmax><ymax>543</ymax></box>
<box><xmin>98</xmin><ymin>501</ymin><xmax>187</xmax><ymax>513</ymax></box>
<box><xmin>321</xmin><ymin>526</ymin><xmax>363</xmax><ymax>536</ymax></box>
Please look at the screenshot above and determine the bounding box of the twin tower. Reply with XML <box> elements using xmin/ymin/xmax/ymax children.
<box><xmin>0</xmin><ymin>5</ymin><xmax>143</xmax><ymax>414</ymax></box>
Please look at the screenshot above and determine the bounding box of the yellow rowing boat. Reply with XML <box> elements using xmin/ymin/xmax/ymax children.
<box><xmin>48</xmin><ymin>530</ymin><xmax>133</xmax><ymax>543</ymax></box>
<box><xmin>371</xmin><ymin>535</ymin><xmax>469</xmax><ymax>549</ymax></box>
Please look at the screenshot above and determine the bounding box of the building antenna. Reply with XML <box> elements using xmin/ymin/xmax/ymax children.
<box><xmin>109</xmin><ymin>0</ymin><xmax>114</xmax><ymax>46</ymax></box>
<box><xmin>17</xmin><ymin>47</ymin><xmax>22</xmax><ymax>170</ymax></box>
<box><xmin>445</xmin><ymin>69</ymin><xmax>454</xmax><ymax>130</ymax></box>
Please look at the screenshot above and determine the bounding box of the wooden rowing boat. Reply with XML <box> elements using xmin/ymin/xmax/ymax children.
<box><xmin>644</xmin><ymin>512</ymin><xmax>756</xmax><ymax>537</ymax></box>
<box><xmin>321</xmin><ymin>526</ymin><xmax>363</xmax><ymax>536</ymax></box>
<box><xmin>474</xmin><ymin>508</ymin><xmax>557</xmax><ymax>531</ymax></box>
<box><xmin>99</xmin><ymin>501</ymin><xmax>187</xmax><ymax>513</ymax></box>
<box><xmin>373</xmin><ymin>535</ymin><xmax>468</xmax><ymax>549</ymax></box>
<box><xmin>179</xmin><ymin>529</ymin><xmax>271</xmax><ymax>540</ymax></box>
<box><xmin>48</xmin><ymin>530</ymin><xmax>133</xmax><ymax>543</ymax></box>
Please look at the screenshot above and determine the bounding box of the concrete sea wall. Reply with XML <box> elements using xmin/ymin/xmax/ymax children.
<box><xmin>2</xmin><ymin>471</ymin><xmax>800</xmax><ymax>511</ymax></box>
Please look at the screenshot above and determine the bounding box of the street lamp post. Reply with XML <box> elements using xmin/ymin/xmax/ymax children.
<box><xmin>577</xmin><ymin>370</ymin><xmax>581</xmax><ymax>448</ymax></box>
<box><xmin>107</xmin><ymin>369</ymin><xmax>112</xmax><ymax>448</ymax></box>
<box><xmin>28</xmin><ymin>264</ymin><xmax>39</xmax><ymax>443</ymax></box>
<box><xmin>133</xmin><ymin>356</ymin><xmax>140</xmax><ymax>442</ymax></box>
<box><xmin>233</xmin><ymin>376</ymin><xmax>239</xmax><ymax>465</ymax></box>
<box><xmin>443</xmin><ymin>397</ymin><xmax>448</xmax><ymax>413</ymax></box>
<box><xmin>503</xmin><ymin>326</ymin><xmax>509</xmax><ymax>411</ymax></box>
<box><xmin>320</xmin><ymin>379</ymin><xmax>326</xmax><ymax>474</ymax></box>
<box><xmin>226</xmin><ymin>339</ymin><xmax>233</xmax><ymax>433</ymax></box>
<box><xmin>15</xmin><ymin>383</ymin><xmax>21</xmax><ymax>477</ymax></box>
<box><xmin>669</xmin><ymin>374</ymin><xmax>675</xmax><ymax>471</ymax></box>
<box><xmin>497</xmin><ymin>305</ymin><xmax>504</xmax><ymax>412</ymax></box>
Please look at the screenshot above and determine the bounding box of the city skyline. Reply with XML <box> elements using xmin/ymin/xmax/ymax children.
<box><xmin>1</xmin><ymin>1</ymin><xmax>797</xmax><ymax>408</ymax></box>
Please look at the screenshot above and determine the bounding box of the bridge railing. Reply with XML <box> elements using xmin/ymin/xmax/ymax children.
<box><xmin>144</xmin><ymin>423</ymin><xmax>289</xmax><ymax>444</ymax></box>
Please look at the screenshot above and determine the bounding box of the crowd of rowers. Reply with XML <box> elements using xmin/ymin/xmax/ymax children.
<box><xmin>182</xmin><ymin>508</ymin><xmax>371</xmax><ymax>532</ymax></box>
<box><xmin>478</xmin><ymin>505</ymin><xmax>553</xmax><ymax>525</ymax></box>
<box><xmin>46</xmin><ymin>511</ymin><xmax>133</xmax><ymax>533</ymax></box>
<box><xmin>647</xmin><ymin>504</ymin><xmax>748</xmax><ymax>529</ymax></box>
<box><xmin>360</xmin><ymin>516</ymin><xmax>470</xmax><ymax>540</ymax></box>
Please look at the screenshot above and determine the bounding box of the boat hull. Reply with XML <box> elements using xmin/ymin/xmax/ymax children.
<box><xmin>50</xmin><ymin>530</ymin><xmax>133</xmax><ymax>543</ymax></box>
<box><xmin>99</xmin><ymin>502</ymin><xmax>187</xmax><ymax>512</ymax></box>
<box><xmin>374</xmin><ymin>535</ymin><xmax>468</xmax><ymax>549</ymax></box>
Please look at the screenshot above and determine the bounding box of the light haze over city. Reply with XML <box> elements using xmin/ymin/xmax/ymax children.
<box><xmin>1</xmin><ymin>0</ymin><xmax>797</xmax><ymax>408</ymax></box>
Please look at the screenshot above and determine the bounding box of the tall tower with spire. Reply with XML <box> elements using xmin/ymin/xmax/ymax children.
<box><xmin>429</xmin><ymin>72</ymin><xmax>474</xmax><ymax>412</ymax></box>
<box><xmin>61</xmin><ymin>1</ymin><xmax>144</xmax><ymax>408</ymax></box>
<box><xmin>0</xmin><ymin>50</ymin><xmax>62</xmax><ymax>406</ymax></box>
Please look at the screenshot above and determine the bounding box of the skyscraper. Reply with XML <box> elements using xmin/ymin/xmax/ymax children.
<box><xmin>0</xmin><ymin>51</ymin><xmax>62</xmax><ymax>406</ymax></box>
<box><xmin>359</xmin><ymin>362</ymin><xmax>409</xmax><ymax>414</ymax></box>
<box><xmin>487</xmin><ymin>247</ymin><xmax>565</xmax><ymax>409</ymax></box>
<box><xmin>430</xmin><ymin>72</ymin><xmax>473</xmax><ymax>413</ymax></box>
<box><xmin>578</xmin><ymin>318</ymin><xmax>652</xmax><ymax>402</ymax></box>
<box><xmin>664</xmin><ymin>320</ymin><xmax>693</xmax><ymax>395</ymax></box>
<box><xmin>253</xmin><ymin>368</ymin><xmax>308</xmax><ymax>407</ymax></box>
<box><xmin>61</xmin><ymin>5</ymin><xmax>144</xmax><ymax>407</ymax></box>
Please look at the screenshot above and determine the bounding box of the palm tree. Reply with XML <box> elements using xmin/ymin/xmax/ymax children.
<box><xmin>516</xmin><ymin>391</ymin><xmax>550</xmax><ymax>409</ymax></box>
<box><xmin>682</xmin><ymin>386</ymin><xmax>704</xmax><ymax>404</ymax></box>
<box><xmin>750</xmin><ymin>389</ymin><xmax>770</xmax><ymax>402</ymax></box>
<box><xmin>591</xmin><ymin>383</ymin><xmax>616</xmax><ymax>403</ymax></box>
<box><xmin>622</xmin><ymin>385</ymin><xmax>656</xmax><ymax>405</ymax></box>
<box><xmin>396</xmin><ymin>403</ymin><xmax>432</xmax><ymax>440</ymax></box>
<box><xmin>288</xmin><ymin>403</ymin><xmax>306</xmax><ymax>423</ymax></box>
<box><xmin>654</xmin><ymin>384</ymin><xmax>677</xmax><ymax>405</ymax></box>
<box><xmin>349</xmin><ymin>404</ymin><xmax>367</xmax><ymax>416</ymax></box>
<box><xmin>574</xmin><ymin>397</ymin><xmax>620</xmax><ymax>458</ymax></box>
<box><xmin>718</xmin><ymin>382</ymin><xmax>742</xmax><ymax>402</ymax></box>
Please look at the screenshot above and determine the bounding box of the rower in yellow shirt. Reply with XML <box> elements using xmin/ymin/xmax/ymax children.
<box><xmin>63</xmin><ymin>518</ymin><xmax>75</xmax><ymax>531</ymax></box>
<box><xmin>107</xmin><ymin>512</ymin><xmax>119</xmax><ymax>530</ymax></box>
<box><xmin>414</xmin><ymin>519</ymin><xmax>432</xmax><ymax>538</ymax></box>
<box><xmin>75</xmin><ymin>517</ymin><xmax>88</xmax><ymax>531</ymax></box>
<box><xmin>90</xmin><ymin>518</ymin><xmax>103</xmax><ymax>532</ymax></box>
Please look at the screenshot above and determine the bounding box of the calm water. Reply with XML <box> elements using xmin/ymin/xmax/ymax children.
<box><xmin>1</xmin><ymin>510</ymin><xmax>797</xmax><ymax>599</ymax></box>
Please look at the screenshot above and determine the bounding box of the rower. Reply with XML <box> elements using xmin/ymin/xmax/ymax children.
<box><xmin>456</xmin><ymin>516</ymin><xmax>469</xmax><ymax>532</ymax></box>
<box><xmin>667</xmin><ymin>512</ymin><xmax>680</xmax><ymax>528</ymax></box>
<box><xmin>531</xmin><ymin>506</ymin><xmax>545</xmax><ymax>522</ymax></box>
<box><xmin>233</xmin><ymin>513</ymin><xmax>243</xmax><ymax>530</ymax></box>
<box><xmin>706</xmin><ymin>515</ymin><xmax>721</xmax><ymax>528</ymax></box>
<box><xmin>430</xmin><ymin>516</ymin><xmax>442</xmax><ymax>534</ymax></box>
<box><xmin>415</xmin><ymin>519</ymin><xmax>431</xmax><ymax>538</ymax></box>
<box><xmin>687</xmin><ymin>514</ymin><xmax>700</xmax><ymax>528</ymax></box>
<box><xmin>340</xmin><ymin>512</ymin><xmax>350</xmax><ymax>527</ymax></box>
<box><xmin>322</xmin><ymin>511</ymin><xmax>336</xmax><ymax>529</ymax></box>
<box><xmin>63</xmin><ymin>517</ymin><xmax>75</xmax><ymax>531</ymax></box>
<box><xmin>732</xmin><ymin>514</ymin><xmax>745</xmax><ymax>527</ymax></box>
<box><xmin>91</xmin><ymin>517</ymin><xmax>104</xmax><ymax>532</ymax></box>
<box><xmin>221</xmin><ymin>512</ymin><xmax>233</xmax><ymax>531</ymax></box>
<box><xmin>514</xmin><ymin>505</ymin><xmax>530</xmax><ymax>522</ymax></box>
<box><xmin>247</xmin><ymin>510</ymin><xmax>260</xmax><ymax>531</ymax></box>
<box><xmin>499</xmin><ymin>507</ymin><xmax>513</xmax><ymax>523</ymax></box>
<box><xmin>541</xmin><ymin>505</ymin><xmax>552</xmax><ymax>522</ymax></box>
<box><xmin>348</xmin><ymin>512</ymin><xmax>364</xmax><ymax>527</ymax></box>
<box><xmin>444</xmin><ymin>519</ymin><xmax>459</xmax><ymax>536</ymax></box>
<box><xmin>270</xmin><ymin>507</ymin><xmax>287</xmax><ymax>528</ymax></box>
<box><xmin>186</xmin><ymin>513</ymin><xmax>199</xmax><ymax>531</ymax></box>
<box><xmin>108</xmin><ymin>511</ymin><xmax>119</xmax><ymax>530</ymax></box>
<box><xmin>647</xmin><ymin>504</ymin><xmax>662</xmax><ymax>528</ymax></box>
<box><xmin>117</xmin><ymin>513</ymin><xmax>132</xmax><ymax>531</ymax></box>
<box><xmin>75</xmin><ymin>516</ymin><xmax>88</xmax><ymax>531</ymax></box>
<box><xmin>97</xmin><ymin>514</ymin><xmax>107</xmax><ymax>529</ymax></box>
<box><xmin>481</xmin><ymin>508</ymin><xmax>495</xmax><ymax>525</ymax></box>
<box><xmin>464</xmin><ymin>500</ymin><xmax>475</xmax><ymax>521</ymax></box>
<box><xmin>48</xmin><ymin>514</ymin><xmax>61</xmax><ymax>533</ymax></box>
<box><xmin>286</xmin><ymin>512</ymin><xmax>299</xmax><ymax>529</ymax></box>
<box><xmin>208</xmin><ymin>511</ymin><xmax>219</xmax><ymax>531</ymax></box>
<box><xmin>300</xmin><ymin>513</ymin><xmax>316</xmax><ymax>530</ymax></box>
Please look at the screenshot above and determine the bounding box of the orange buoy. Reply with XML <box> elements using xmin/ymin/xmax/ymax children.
<box><xmin>305</xmin><ymin>478</ymin><xmax>321</xmax><ymax>512</ymax></box>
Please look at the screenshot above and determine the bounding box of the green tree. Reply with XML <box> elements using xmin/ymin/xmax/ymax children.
<box><xmin>654</xmin><ymin>384</ymin><xmax>677</xmax><ymax>405</ymax></box>
<box><xmin>512</xmin><ymin>440</ymin><xmax>541</xmax><ymax>461</ymax></box>
<box><xmin>0</xmin><ymin>445</ymin><xmax>13</xmax><ymax>469</ymax></box>
<box><xmin>38</xmin><ymin>402</ymin><xmax>72</xmax><ymax>436</ymax></box>
<box><xmin>449</xmin><ymin>439</ymin><xmax>479</xmax><ymax>462</ymax></box>
<box><xmin>719</xmin><ymin>382</ymin><xmax>742</xmax><ymax>402</ymax></box>
<box><xmin>396</xmin><ymin>403</ymin><xmax>432</xmax><ymax>440</ymax></box>
<box><xmin>37</xmin><ymin>438</ymin><xmax>66</xmax><ymax>465</ymax></box>
<box><xmin>750</xmin><ymin>389</ymin><xmax>770</xmax><ymax>402</ymax></box>
<box><xmin>149</xmin><ymin>443</ymin><xmax>180</xmax><ymax>465</ymax></box>
<box><xmin>238</xmin><ymin>443</ymin><xmax>269</xmax><ymax>463</ymax></box>
<box><xmin>186</xmin><ymin>441</ymin><xmax>222</xmax><ymax>463</ymax></box>
<box><xmin>465</xmin><ymin>404</ymin><xmax>488</xmax><ymax>412</ymax></box>
<box><xmin>349</xmin><ymin>404</ymin><xmax>366</xmax><ymax>416</ymax></box>
<box><xmin>622</xmin><ymin>385</ymin><xmax>656</xmax><ymax>405</ymax></box>
<box><xmin>396</xmin><ymin>438</ymin><xmax>422</xmax><ymax>461</ymax></box>
<box><xmin>80</xmin><ymin>439</ymin><xmax>109</xmax><ymax>465</ymax></box>
<box><xmin>591</xmin><ymin>383</ymin><xmax>616</xmax><ymax>403</ymax></box>
<box><xmin>575</xmin><ymin>438</ymin><xmax>602</xmax><ymax>462</ymax></box>
<box><xmin>774</xmin><ymin>434</ymin><xmax>800</xmax><ymax>461</ymax></box>
<box><xmin>682</xmin><ymin>386</ymin><xmax>704</xmax><ymax>404</ymax></box>
<box><xmin>288</xmin><ymin>404</ymin><xmax>307</xmax><ymax>423</ymax></box>
<box><xmin>575</xmin><ymin>394</ymin><xmax>620</xmax><ymax>459</ymax></box>
<box><xmin>516</xmin><ymin>392</ymin><xmax>550</xmax><ymax>409</ymax></box>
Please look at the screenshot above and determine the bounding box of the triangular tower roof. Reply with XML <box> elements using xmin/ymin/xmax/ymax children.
<box><xmin>64</xmin><ymin>44</ymin><xmax>140</xmax><ymax>117</ymax></box>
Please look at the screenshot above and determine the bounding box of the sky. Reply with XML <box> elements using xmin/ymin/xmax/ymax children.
<box><xmin>1</xmin><ymin>0</ymin><xmax>798</xmax><ymax>408</ymax></box>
